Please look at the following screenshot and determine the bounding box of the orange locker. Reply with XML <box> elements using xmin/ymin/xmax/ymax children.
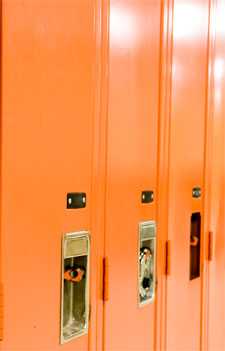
<box><xmin>157</xmin><ymin>1</ymin><xmax>225</xmax><ymax>350</ymax></box>
<box><xmin>158</xmin><ymin>0</ymin><xmax>209</xmax><ymax>351</ymax></box>
<box><xmin>104</xmin><ymin>1</ymin><xmax>161</xmax><ymax>350</ymax></box>
<box><xmin>205</xmin><ymin>0</ymin><xmax>225</xmax><ymax>349</ymax></box>
<box><xmin>0</xmin><ymin>0</ymin><xmax>224</xmax><ymax>351</ymax></box>
<box><xmin>162</xmin><ymin>0</ymin><xmax>210</xmax><ymax>350</ymax></box>
<box><xmin>0</xmin><ymin>1</ymin><xmax>104</xmax><ymax>350</ymax></box>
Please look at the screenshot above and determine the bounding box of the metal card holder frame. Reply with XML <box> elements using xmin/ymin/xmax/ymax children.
<box><xmin>60</xmin><ymin>231</ymin><xmax>90</xmax><ymax>344</ymax></box>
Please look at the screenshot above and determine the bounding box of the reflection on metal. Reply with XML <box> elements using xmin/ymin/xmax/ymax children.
<box><xmin>138</xmin><ymin>221</ymin><xmax>156</xmax><ymax>306</ymax></box>
<box><xmin>60</xmin><ymin>231</ymin><xmax>90</xmax><ymax>344</ymax></box>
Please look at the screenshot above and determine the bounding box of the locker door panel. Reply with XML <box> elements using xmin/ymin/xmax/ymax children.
<box><xmin>166</xmin><ymin>1</ymin><xmax>209</xmax><ymax>350</ymax></box>
<box><xmin>104</xmin><ymin>1</ymin><xmax>161</xmax><ymax>350</ymax></box>
<box><xmin>208</xmin><ymin>0</ymin><xmax>225</xmax><ymax>348</ymax></box>
<box><xmin>1</xmin><ymin>1</ymin><xmax>99</xmax><ymax>350</ymax></box>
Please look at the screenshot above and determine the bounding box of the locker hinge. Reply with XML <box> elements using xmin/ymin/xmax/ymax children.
<box><xmin>165</xmin><ymin>240</ymin><xmax>171</xmax><ymax>275</ymax></box>
<box><xmin>89</xmin><ymin>304</ymin><xmax>91</xmax><ymax>322</ymax></box>
<box><xmin>103</xmin><ymin>257</ymin><xmax>109</xmax><ymax>302</ymax></box>
<box><xmin>208</xmin><ymin>231</ymin><xmax>214</xmax><ymax>261</ymax></box>
<box><xmin>0</xmin><ymin>283</ymin><xmax>3</xmax><ymax>341</ymax></box>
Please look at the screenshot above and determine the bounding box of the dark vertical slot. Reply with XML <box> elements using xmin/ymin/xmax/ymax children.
<box><xmin>190</xmin><ymin>212</ymin><xmax>201</xmax><ymax>280</ymax></box>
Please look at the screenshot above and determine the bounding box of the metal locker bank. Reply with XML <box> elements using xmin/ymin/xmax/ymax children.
<box><xmin>0</xmin><ymin>1</ymin><xmax>224</xmax><ymax>351</ymax></box>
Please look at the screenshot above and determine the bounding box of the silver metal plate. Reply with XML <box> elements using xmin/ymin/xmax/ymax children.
<box><xmin>138</xmin><ymin>221</ymin><xmax>156</xmax><ymax>306</ymax></box>
<box><xmin>64</xmin><ymin>237</ymin><xmax>88</xmax><ymax>258</ymax></box>
<box><xmin>60</xmin><ymin>231</ymin><xmax>90</xmax><ymax>344</ymax></box>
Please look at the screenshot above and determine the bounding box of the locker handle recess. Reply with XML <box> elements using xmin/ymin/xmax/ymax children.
<box><xmin>139</xmin><ymin>221</ymin><xmax>156</xmax><ymax>306</ymax></box>
<box><xmin>60</xmin><ymin>232</ymin><xmax>90</xmax><ymax>344</ymax></box>
<box><xmin>190</xmin><ymin>213</ymin><xmax>201</xmax><ymax>280</ymax></box>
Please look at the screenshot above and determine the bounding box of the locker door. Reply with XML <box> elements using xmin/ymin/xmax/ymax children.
<box><xmin>207</xmin><ymin>0</ymin><xmax>225</xmax><ymax>349</ymax></box>
<box><xmin>166</xmin><ymin>1</ymin><xmax>209</xmax><ymax>350</ymax></box>
<box><xmin>0</xmin><ymin>1</ymin><xmax>102</xmax><ymax>350</ymax></box>
<box><xmin>104</xmin><ymin>1</ymin><xmax>161</xmax><ymax>350</ymax></box>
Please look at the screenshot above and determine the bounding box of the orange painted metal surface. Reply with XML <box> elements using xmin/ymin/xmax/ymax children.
<box><xmin>0</xmin><ymin>284</ymin><xmax>3</xmax><ymax>341</ymax></box>
<box><xmin>0</xmin><ymin>1</ymin><xmax>224</xmax><ymax>351</ymax></box>
<box><xmin>103</xmin><ymin>1</ymin><xmax>161</xmax><ymax>350</ymax></box>
<box><xmin>205</xmin><ymin>0</ymin><xmax>225</xmax><ymax>349</ymax></box>
<box><xmin>164</xmin><ymin>0</ymin><xmax>210</xmax><ymax>350</ymax></box>
<box><xmin>159</xmin><ymin>1</ymin><xmax>225</xmax><ymax>350</ymax></box>
<box><xmin>0</xmin><ymin>1</ymin><xmax>104</xmax><ymax>350</ymax></box>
